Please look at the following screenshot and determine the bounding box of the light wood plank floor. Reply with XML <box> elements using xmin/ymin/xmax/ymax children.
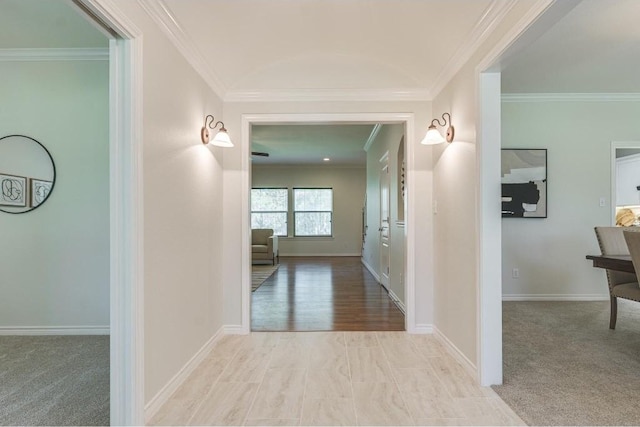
<box><xmin>149</xmin><ymin>332</ymin><xmax>525</xmax><ymax>426</ymax></box>
<box><xmin>251</xmin><ymin>257</ymin><xmax>405</xmax><ymax>332</ymax></box>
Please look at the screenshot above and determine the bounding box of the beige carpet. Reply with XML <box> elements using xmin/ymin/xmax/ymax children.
<box><xmin>252</xmin><ymin>264</ymin><xmax>279</xmax><ymax>292</ymax></box>
<box><xmin>493</xmin><ymin>300</ymin><xmax>640</xmax><ymax>426</ymax></box>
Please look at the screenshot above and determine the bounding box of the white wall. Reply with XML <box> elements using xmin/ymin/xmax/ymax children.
<box><xmin>223</xmin><ymin>101</ymin><xmax>434</xmax><ymax>330</ymax></box>
<box><xmin>362</xmin><ymin>123</ymin><xmax>406</xmax><ymax>305</ymax></box>
<box><xmin>502</xmin><ymin>100</ymin><xmax>640</xmax><ymax>299</ymax></box>
<box><xmin>106</xmin><ymin>2</ymin><xmax>227</xmax><ymax>405</ymax></box>
<box><xmin>252</xmin><ymin>165</ymin><xmax>365</xmax><ymax>256</ymax></box>
<box><xmin>0</xmin><ymin>60</ymin><xmax>109</xmax><ymax>331</ymax></box>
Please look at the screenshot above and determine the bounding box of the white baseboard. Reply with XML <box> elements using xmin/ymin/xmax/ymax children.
<box><xmin>280</xmin><ymin>253</ymin><xmax>361</xmax><ymax>257</ymax></box>
<box><xmin>361</xmin><ymin>258</ymin><xmax>381</xmax><ymax>282</ymax></box>
<box><xmin>413</xmin><ymin>323</ymin><xmax>434</xmax><ymax>334</ymax></box>
<box><xmin>224</xmin><ymin>325</ymin><xmax>248</xmax><ymax>335</ymax></box>
<box><xmin>433</xmin><ymin>326</ymin><xmax>477</xmax><ymax>381</ymax></box>
<box><xmin>0</xmin><ymin>326</ymin><xmax>110</xmax><ymax>335</ymax></box>
<box><xmin>388</xmin><ymin>290</ymin><xmax>406</xmax><ymax>315</ymax></box>
<box><xmin>502</xmin><ymin>294</ymin><xmax>609</xmax><ymax>301</ymax></box>
<box><xmin>144</xmin><ymin>326</ymin><xmax>224</xmax><ymax>423</ymax></box>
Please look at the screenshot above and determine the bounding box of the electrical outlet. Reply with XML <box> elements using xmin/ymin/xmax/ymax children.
<box><xmin>433</xmin><ymin>200</ymin><xmax>438</xmax><ymax>214</ymax></box>
<box><xmin>512</xmin><ymin>268</ymin><xmax>519</xmax><ymax>279</ymax></box>
<box><xmin>599</xmin><ymin>197</ymin><xmax>606</xmax><ymax>207</ymax></box>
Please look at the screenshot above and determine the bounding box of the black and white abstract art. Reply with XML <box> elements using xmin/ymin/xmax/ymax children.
<box><xmin>0</xmin><ymin>173</ymin><xmax>27</xmax><ymax>207</ymax></box>
<box><xmin>501</xmin><ymin>149</ymin><xmax>547</xmax><ymax>218</ymax></box>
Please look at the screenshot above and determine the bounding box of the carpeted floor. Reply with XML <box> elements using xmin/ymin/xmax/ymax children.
<box><xmin>493</xmin><ymin>300</ymin><xmax>640</xmax><ymax>426</ymax></box>
<box><xmin>0</xmin><ymin>335</ymin><xmax>109</xmax><ymax>426</ymax></box>
<box><xmin>251</xmin><ymin>264</ymin><xmax>279</xmax><ymax>292</ymax></box>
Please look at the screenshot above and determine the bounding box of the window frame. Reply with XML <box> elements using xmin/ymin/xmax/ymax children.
<box><xmin>250</xmin><ymin>187</ymin><xmax>289</xmax><ymax>237</ymax></box>
<box><xmin>293</xmin><ymin>187</ymin><xmax>334</xmax><ymax>237</ymax></box>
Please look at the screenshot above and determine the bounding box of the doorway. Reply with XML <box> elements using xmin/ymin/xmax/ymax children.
<box><xmin>242</xmin><ymin>113</ymin><xmax>417</xmax><ymax>334</ymax></box>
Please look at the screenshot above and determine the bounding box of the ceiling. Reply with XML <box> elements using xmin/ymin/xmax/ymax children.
<box><xmin>0</xmin><ymin>0</ymin><xmax>107</xmax><ymax>49</ymax></box>
<box><xmin>160</xmin><ymin>0</ymin><xmax>494</xmax><ymax>94</ymax></box>
<box><xmin>502</xmin><ymin>0</ymin><xmax>640</xmax><ymax>93</ymax></box>
<box><xmin>251</xmin><ymin>124</ymin><xmax>375</xmax><ymax>166</ymax></box>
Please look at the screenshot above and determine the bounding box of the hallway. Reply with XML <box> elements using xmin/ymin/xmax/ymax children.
<box><xmin>149</xmin><ymin>331</ymin><xmax>524</xmax><ymax>426</ymax></box>
<box><xmin>251</xmin><ymin>257</ymin><xmax>405</xmax><ymax>331</ymax></box>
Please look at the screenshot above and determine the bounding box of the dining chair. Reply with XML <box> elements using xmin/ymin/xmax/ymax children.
<box><xmin>594</xmin><ymin>227</ymin><xmax>639</xmax><ymax>329</ymax></box>
<box><xmin>624</xmin><ymin>229</ymin><xmax>640</xmax><ymax>279</ymax></box>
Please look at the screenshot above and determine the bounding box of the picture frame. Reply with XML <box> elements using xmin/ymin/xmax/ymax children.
<box><xmin>501</xmin><ymin>149</ymin><xmax>547</xmax><ymax>218</ymax></box>
<box><xmin>0</xmin><ymin>173</ymin><xmax>28</xmax><ymax>207</ymax></box>
<box><xmin>30</xmin><ymin>178</ymin><xmax>53</xmax><ymax>208</ymax></box>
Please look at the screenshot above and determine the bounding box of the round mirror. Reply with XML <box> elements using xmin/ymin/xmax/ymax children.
<box><xmin>0</xmin><ymin>135</ymin><xmax>56</xmax><ymax>214</ymax></box>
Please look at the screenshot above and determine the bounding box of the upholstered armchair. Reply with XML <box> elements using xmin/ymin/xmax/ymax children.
<box><xmin>594</xmin><ymin>227</ymin><xmax>640</xmax><ymax>329</ymax></box>
<box><xmin>252</xmin><ymin>229</ymin><xmax>279</xmax><ymax>265</ymax></box>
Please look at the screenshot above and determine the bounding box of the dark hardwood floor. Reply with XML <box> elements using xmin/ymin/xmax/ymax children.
<box><xmin>251</xmin><ymin>256</ymin><xmax>405</xmax><ymax>331</ymax></box>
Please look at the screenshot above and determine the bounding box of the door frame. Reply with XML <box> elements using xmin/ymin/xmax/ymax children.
<box><xmin>77</xmin><ymin>1</ymin><xmax>144</xmax><ymax>424</ymax></box>
<box><xmin>240</xmin><ymin>113</ymin><xmax>417</xmax><ymax>333</ymax></box>
<box><xmin>611</xmin><ymin>141</ymin><xmax>640</xmax><ymax>225</ymax></box>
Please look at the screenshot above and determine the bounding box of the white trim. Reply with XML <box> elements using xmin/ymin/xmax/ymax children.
<box><xmin>280</xmin><ymin>252</ymin><xmax>361</xmax><ymax>257</ymax></box>
<box><xmin>364</xmin><ymin>124</ymin><xmax>383</xmax><ymax>152</ymax></box>
<box><xmin>428</xmin><ymin>0</ymin><xmax>517</xmax><ymax>99</ymax></box>
<box><xmin>388</xmin><ymin>290</ymin><xmax>406</xmax><ymax>315</ymax></box>
<box><xmin>502</xmin><ymin>93</ymin><xmax>640</xmax><ymax>102</ymax></box>
<box><xmin>144</xmin><ymin>327</ymin><xmax>224</xmax><ymax>423</ymax></box>
<box><xmin>225</xmin><ymin>88</ymin><xmax>431</xmax><ymax>103</ymax></box>
<box><xmin>413</xmin><ymin>324</ymin><xmax>434</xmax><ymax>334</ymax></box>
<box><xmin>242</xmin><ymin>113</ymin><xmax>416</xmax><ymax>335</ymax></box>
<box><xmin>361</xmin><ymin>257</ymin><xmax>381</xmax><ymax>282</ymax></box>
<box><xmin>0</xmin><ymin>326</ymin><xmax>109</xmax><ymax>335</ymax></box>
<box><xmin>80</xmin><ymin>1</ymin><xmax>145</xmax><ymax>425</ymax></box>
<box><xmin>136</xmin><ymin>0</ymin><xmax>226</xmax><ymax>98</ymax></box>
<box><xmin>502</xmin><ymin>294</ymin><xmax>609</xmax><ymax>301</ymax></box>
<box><xmin>434</xmin><ymin>327</ymin><xmax>477</xmax><ymax>380</ymax></box>
<box><xmin>0</xmin><ymin>48</ymin><xmax>109</xmax><ymax>61</ymax></box>
<box><xmin>224</xmin><ymin>325</ymin><xmax>246</xmax><ymax>335</ymax></box>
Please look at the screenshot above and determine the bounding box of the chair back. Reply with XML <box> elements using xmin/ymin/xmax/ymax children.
<box><xmin>595</xmin><ymin>227</ymin><xmax>637</xmax><ymax>288</ymax></box>
<box><xmin>624</xmin><ymin>230</ymin><xmax>640</xmax><ymax>279</ymax></box>
<box><xmin>252</xmin><ymin>229</ymin><xmax>273</xmax><ymax>245</ymax></box>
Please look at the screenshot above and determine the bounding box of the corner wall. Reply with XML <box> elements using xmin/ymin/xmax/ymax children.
<box><xmin>0</xmin><ymin>60</ymin><xmax>109</xmax><ymax>332</ymax></box>
<box><xmin>501</xmin><ymin>99</ymin><xmax>640</xmax><ymax>299</ymax></box>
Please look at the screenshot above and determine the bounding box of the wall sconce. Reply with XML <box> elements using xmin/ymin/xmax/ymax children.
<box><xmin>421</xmin><ymin>112</ymin><xmax>454</xmax><ymax>145</ymax></box>
<box><xmin>201</xmin><ymin>114</ymin><xmax>233</xmax><ymax>147</ymax></box>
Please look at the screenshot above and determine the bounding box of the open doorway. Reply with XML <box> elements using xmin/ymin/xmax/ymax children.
<box><xmin>247</xmin><ymin>120</ymin><xmax>410</xmax><ymax>332</ymax></box>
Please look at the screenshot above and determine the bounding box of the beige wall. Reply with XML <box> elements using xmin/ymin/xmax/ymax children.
<box><xmin>502</xmin><ymin>100</ymin><xmax>640</xmax><ymax>299</ymax></box>
<box><xmin>363</xmin><ymin>124</ymin><xmax>407</xmax><ymax>305</ymax></box>
<box><xmin>0</xmin><ymin>60</ymin><xmax>109</xmax><ymax>330</ymax></box>
<box><xmin>252</xmin><ymin>165</ymin><xmax>365</xmax><ymax>256</ymax></box>
<box><xmin>110</xmin><ymin>2</ymin><xmax>227</xmax><ymax>403</ymax></box>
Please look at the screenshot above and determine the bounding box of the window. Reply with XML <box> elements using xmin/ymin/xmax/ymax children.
<box><xmin>251</xmin><ymin>188</ymin><xmax>288</xmax><ymax>236</ymax></box>
<box><xmin>294</xmin><ymin>188</ymin><xmax>333</xmax><ymax>236</ymax></box>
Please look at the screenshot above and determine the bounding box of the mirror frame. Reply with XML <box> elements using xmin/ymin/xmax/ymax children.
<box><xmin>0</xmin><ymin>134</ymin><xmax>57</xmax><ymax>214</ymax></box>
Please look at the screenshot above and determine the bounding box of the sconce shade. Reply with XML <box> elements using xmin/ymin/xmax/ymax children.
<box><xmin>211</xmin><ymin>129</ymin><xmax>233</xmax><ymax>147</ymax></box>
<box><xmin>421</xmin><ymin>125</ymin><xmax>446</xmax><ymax>145</ymax></box>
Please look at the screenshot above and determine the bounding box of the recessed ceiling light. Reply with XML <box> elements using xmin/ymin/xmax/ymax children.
<box><xmin>323</xmin><ymin>158</ymin><xmax>330</xmax><ymax>162</ymax></box>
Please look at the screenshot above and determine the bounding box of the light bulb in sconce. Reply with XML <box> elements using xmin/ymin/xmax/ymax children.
<box><xmin>421</xmin><ymin>112</ymin><xmax>454</xmax><ymax>145</ymax></box>
<box><xmin>201</xmin><ymin>114</ymin><xmax>234</xmax><ymax>147</ymax></box>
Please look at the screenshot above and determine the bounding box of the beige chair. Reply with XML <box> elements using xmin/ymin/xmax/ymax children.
<box><xmin>252</xmin><ymin>229</ymin><xmax>279</xmax><ymax>265</ymax></box>
<box><xmin>594</xmin><ymin>227</ymin><xmax>640</xmax><ymax>329</ymax></box>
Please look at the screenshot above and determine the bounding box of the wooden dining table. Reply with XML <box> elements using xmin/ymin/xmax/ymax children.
<box><xmin>586</xmin><ymin>254</ymin><xmax>635</xmax><ymax>274</ymax></box>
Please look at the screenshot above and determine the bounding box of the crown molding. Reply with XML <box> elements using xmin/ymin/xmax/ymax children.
<box><xmin>0</xmin><ymin>48</ymin><xmax>108</xmax><ymax>61</ymax></box>
<box><xmin>225</xmin><ymin>88</ymin><xmax>431</xmax><ymax>103</ymax></box>
<box><xmin>502</xmin><ymin>93</ymin><xmax>640</xmax><ymax>102</ymax></box>
<box><xmin>364</xmin><ymin>123</ymin><xmax>383</xmax><ymax>152</ymax></box>
<box><xmin>428</xmin><ymin>0</ymin><xmax>518</xmax><ymax>99</ymax></box>
<box><xmin>136</xmin><ymin>0</ymin><xmax>227</xmax><ymax>99</ymax></box>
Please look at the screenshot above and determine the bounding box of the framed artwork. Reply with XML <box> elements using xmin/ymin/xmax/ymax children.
<box><xmin>30</xmin><ymin>178</ymin><xmax>53</xmax><ymax>208</ymax></box>
<box><xmin>501</xmin><ymin>149</ymin><xmax>547</xmax><ymax>218</ymax></box>
<box><xmin>0</xmin><ymin>173</ymin><xmax>28</xmax><ymax>207</ymax></box>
